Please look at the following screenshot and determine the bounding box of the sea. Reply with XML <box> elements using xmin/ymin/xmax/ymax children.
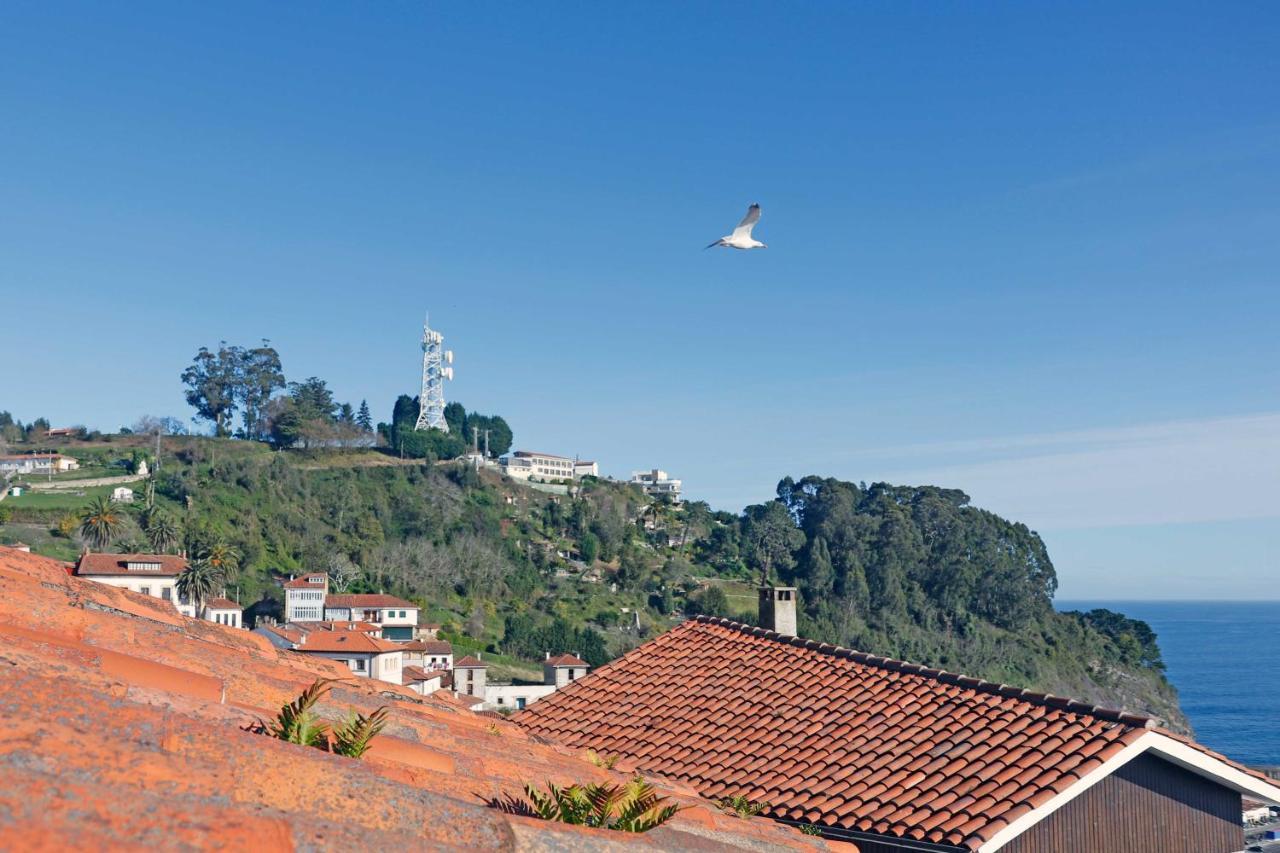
<box><xmin>1057</xmin><ymin>600</ymin><xmax>1280</xmax><ymax>768</ymax></box>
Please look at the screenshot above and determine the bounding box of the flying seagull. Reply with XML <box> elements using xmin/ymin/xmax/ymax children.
<box><xmin>705</xmin><ymin>203</ymin><xmax>766</xmax><ymax>250</ymax></box>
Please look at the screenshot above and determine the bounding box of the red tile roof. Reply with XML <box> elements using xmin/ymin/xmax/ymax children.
<box><xmin>292</xmin><ymin>620</ymin><xmax>382</xmax><ymax>635</ymax></box>
<box><xmin>0</xmin><ymin>547</ymin><xmax>847</xmax><ymax>851</ymax></box>
<box><xmin>404</xmin><ymin>640</ymin><xmax>454</xmax><ymax>654</ymax></box>
<box><xmin>545</xmin><ymin>653</ymin><xmax>589</xmax><ymax>667</ymax></box>
<box><xmin>76</xmin><ymin>552</ymin><xmax>187</xmax><ymax>577</ymax></box>
<box><xmin>283</xmin><ymin>573</ymin><xmax>328</xmax><ymax>589</ymax></box>
<box><xmin>206</xmin><ymin>597</ymin><xmax>241</xmax><ymax>610</ymax></box>
<box><xmin>324</xmin><ymin>593</ymin><xmax>418</xmax><ymax>610</ymax></box>
<box><xmin>402</xmin><ymin>666</ymin><xmax>448</xmax><ymax>683</ymax></box>
<box><xmin>454</xmin><ymin>655</ymin><xmax>487</xmax><ymax>668</ymax></box>
<box><xmin>295</xmin><ymin>631</ymin><xmax>402</xmax><ymax>654</ymax></box>
<box><xmin>518</xmin><ymin>616</ymin><xmax>1279</xmax><ymax>850</ymax></box>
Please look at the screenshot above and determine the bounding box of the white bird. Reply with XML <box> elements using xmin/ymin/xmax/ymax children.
<box><xmin>705</xmin><ymin>203</ymin><xmax>767</xmax><ymax>250</ymax></box>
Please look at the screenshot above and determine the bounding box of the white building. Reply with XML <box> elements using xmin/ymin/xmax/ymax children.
<box><xmin>0</xmin><ymin>453</ymin><xmax>80</xmax><ymax>476</ymax></box>
<box><xmin>283</xmin><ymin>573</ymin><xmax>329</xmax><ymax>622</ymax></box>
<box><xmin>74</xmin><ymin>552</ymin><xmax>194</xmax><ymax>617</ymax></box>
<box><xmin>110</xmin><ymin>487</ymin><xmax>135</xmax><ymax>503</ymax></box>
<box><xmin>481</xmin><ymin>653</ymin><xmax>592</xmax><ymax>713</ymax></box>
<box><xmin>401</xmin><ymin>666</ymin><xmax>447</xmax><ymax>696</ymax></box>
<box><xmin>453</xmin><ymin>654</ymin><xmax>488</xmax><ymax>699</ymax></box>
<box><xmin>323</xmin><ymin>594</ymin><xmax>420</xmax><ymax>641</ymax></box>
<box><xmin>204</xmin><ymin>597</ymin><xmax>243</xmax><ymax>628</ymax></box>
<box><xmin>74</xmin><ymin>553</ymin><xmax>242</xmax><ymax>625</ymax></box>
<box><xmin>630</xmin><ymin>469</ymin><xmax>682</xmax><ymax>502</ymax></box>
<box><xmin>402</xmin><ymin>639</ymin><xmax>454</xmax><ymax>671</ymax></box>
<box><xmin>501</xmin><ymin>451</ymin><xmax>596</xmax><ymax>483</ymax></box>
<box><xmin>289</xmin><ymin>626</ymin><xmax>404</xmax><ymax>683</ymax></box>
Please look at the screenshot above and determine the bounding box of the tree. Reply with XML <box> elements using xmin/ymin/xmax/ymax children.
<box><xmin>181</xmin><ymin>343</ymin><xmax>242</xmax><ymax>436</ymax></box>
<box><xmin>79</xmin><ymin>496</ymin><xmax>124</xmax><ymax>551</ymax></box>
<box><xmin>289</xmin><ymin>377</ymin><xmax>336</xmax><ymax>423</ymax></box>
<box><xmin>465</xmin><ymin>602</ymin><xmax>486</xmax><ymax>637</ymax></box>
<box><xmin>238</xmin><ymin>340</ymin><xmax>285</xmax><ymax>440</ymax></box>
<box><xmin>338</xmin><ymin>402</ymin><xmax>356</xmax><ymax>425</ymax></box>
<box><xmin>356</xmin><ymin>400</ymin><xmax>373</xmax><ymax>432</ymax></box>
<box><xmin>579</xmin><ymin>532</ymin><xmax>600</xmax><ymax>565</ymax></box>
<box><xmin>176</xmin><ymin>558</ymin><xmax>224</xmax><ymax>617</ymax></box>
<box><xmin>327</xmin><ymin>553</ymin><xmax>362</xmax><ymax>593</ymax></box>
<box><xmin>145</xmin><ymin>510</ymin><xmax>181</xmax><ymax>554</ymax></box>
<box><xmin>741</xmin><ymin>501</ymin><xmax>803</xmax><ymax>585</ymax></box>
<box><xmin>199</xmin><ymin>540</ymin><xmax>241</xmax><ymax>584</ymax></box>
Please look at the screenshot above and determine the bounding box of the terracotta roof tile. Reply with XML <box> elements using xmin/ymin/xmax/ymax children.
<box><xmin>455</xmin><ymin>655</ymin><xmax>488</xmax><ymax>668</ymax></box>
<box><xmin>0</xmin><ymin>546</ymin><xmax>843</xmax><ymax>852</ymax></box>
<box><xmin>282</xmin><ymin>572</ymin><xmax>328</xmax><ymax>589</ymax></box>
<box><xmin>76</xmin><ymin>552</ymin><xmax>187</xmax><ymax>576</ymax></box>
<box><xmin>517</xmin><ymin>615</ymin><xmax>1272</xmax><ymax>850</ymax></box>
<box><xmin>545</xmin><ymin>653</ymin><xmax>589</xmax><ymax>666</ymax></box>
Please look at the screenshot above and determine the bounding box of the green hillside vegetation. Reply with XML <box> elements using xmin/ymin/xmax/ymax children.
<box><xmin>0</xmin><ymin>428</ymin><xmax>1186</xmax><ymax>730</ymax></box>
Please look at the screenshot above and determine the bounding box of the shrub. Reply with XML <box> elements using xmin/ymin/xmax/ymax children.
<box><xmin>718</xmin><ymin>795</ymin><xmax>768</xmax><ymax>818</ymax></box>
<box><xmin>252</xmin><ymin>679</ymin><xmax>388</xmax><ymax>759</ymax></box>
<box><xmin>495</xmin><ymin>777</ymin><xmax>682</xmax><ymax>832</ymax></box>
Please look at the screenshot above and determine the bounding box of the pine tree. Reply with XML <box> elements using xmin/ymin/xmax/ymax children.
<box><xmin>356</xmin><ymin>399</ymin><xmax>373</xmax><ymax>432</ymax></box>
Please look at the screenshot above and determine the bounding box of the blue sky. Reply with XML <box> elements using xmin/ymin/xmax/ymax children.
<box><xmin>2</xmin><ymin>3</ymin><xmax>1277</xmax><ymax>598</ymax></box>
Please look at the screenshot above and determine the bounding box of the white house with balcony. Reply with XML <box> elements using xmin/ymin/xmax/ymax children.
<box><xmin>629</xmin><ymin>469</ymin><xmax>682</xmax><ymax>503</ymax></box>
<box><xmin>283</xmin><ymin>573</ymin><xmax>328</xmax><ymax>622</ymax></box>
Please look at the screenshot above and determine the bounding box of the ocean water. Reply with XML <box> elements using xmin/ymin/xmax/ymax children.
<box><xmin>1057</xmin><ymin>600</ymin><xmax>1280</xmax><ymax>767</ymax></box>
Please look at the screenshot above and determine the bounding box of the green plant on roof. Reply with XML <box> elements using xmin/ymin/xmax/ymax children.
<box><xmin>718</xmin><ymin>794</ymin><xmax>769</xmax><ymax>818</ymax></box>
<box><xmin>253</xmin><ymin>678</ymin><xmax>387</xmax><ymax>759</ymax></box>
<box><xmin>332</xmin><ymin>706</ymin><xmax>390</xmax><ymax>758</ymax></box>
<box><xmin>799</xmin><ymin>823</ymin><xmax>822</xmax><ymax>835</ymax></box>
<box><xmin>499</xmin><ymin>777</ymin><xmax>682</xmax><ymax>832</ymax></box>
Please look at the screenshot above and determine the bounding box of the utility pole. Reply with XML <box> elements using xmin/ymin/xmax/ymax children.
<box><xmin>483</xmin><ymin>429</ymin><xmax>490</xmax><ymax>459</ymax></box>
<box><xmin>472</xmin><ymin>425</ymin><xmax>479</xmax><ymax>454</ymax></box>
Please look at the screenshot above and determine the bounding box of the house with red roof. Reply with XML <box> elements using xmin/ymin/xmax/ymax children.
<box><xmin>75</xmin><ymin>552</ymin><xmax>242</xmax><ymax>626</ymax></box>
<box><xmin>282</xmin><ymin>572</ymin><xmax>328</xmax><ymax>621</ymax></box>
<box><xmin>287</xmin><ymin>624</ymin><xmax>404</xmax><ymax>683</ymax></box>
<box><xmin>518</xmin><ymin>587</ymin><xmax>1280</xmax><ymax>853</ymax></box>
<box><xmin>323</xmin><ymin>593</ymin><xmax>420</xmax><ymax>641</ymax></box>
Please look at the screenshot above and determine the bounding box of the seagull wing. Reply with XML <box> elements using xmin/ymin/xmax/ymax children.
<box><xmin>731</xmin><ymin>203</ymin><xmax>761</xmax><ymax>239</ymax></box>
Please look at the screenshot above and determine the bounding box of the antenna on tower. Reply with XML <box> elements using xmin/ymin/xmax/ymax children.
<box><xmin>415</xmin><ymin>314</ymin><xmax>453</xmax><ymax>432</ymax></box>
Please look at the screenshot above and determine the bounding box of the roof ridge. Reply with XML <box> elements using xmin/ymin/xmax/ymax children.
<box><xmin>689</xmin><ymin>615</ymin><xmax>1156</xmax><ymax>729</ymax></box>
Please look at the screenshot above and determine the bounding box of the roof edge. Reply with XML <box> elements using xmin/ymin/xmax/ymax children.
<box><xmin>975</xmin><ymin>730</ymin><xmax>1280</xmax><ymax>852</ymax></box>
<box><xmin>689</xmin><ymin>615</ymin><xmax>1157</xmax><ymax>728</ymax></box>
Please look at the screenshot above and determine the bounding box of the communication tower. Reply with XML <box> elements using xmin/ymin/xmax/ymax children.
<box><xmin>415</xmin><ymin>315</ymin><xmax>454</xmax><ymax>431</ymax></box>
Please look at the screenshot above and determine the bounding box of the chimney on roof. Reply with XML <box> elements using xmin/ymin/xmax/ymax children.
<box><xmin>545</xmin><ymin>651</ymin><xmax>550</xmax><ymax>661</ymax></box>
<box><xmin>758</xmin><ymin>586</ymin><xmax>798</xmax><ymax>636</ymax></box>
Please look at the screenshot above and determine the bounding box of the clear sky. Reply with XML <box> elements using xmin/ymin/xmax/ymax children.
<box><xmin>2</xmin><ymin>3</ymin><xmax>1277</xmax><ymax>599</ymax></box>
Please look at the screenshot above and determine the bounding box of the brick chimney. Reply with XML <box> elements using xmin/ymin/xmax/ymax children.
<box><xmin>758</xmin><ymin>587</ymin><xmax>798</xmax><ymax>636</ymax></box>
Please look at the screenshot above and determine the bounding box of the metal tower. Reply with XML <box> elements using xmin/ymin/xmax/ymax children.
<box><xmin>414</xmin><ymin>315</ymin><xmax>454</xmax><ymax>431</ymax></box>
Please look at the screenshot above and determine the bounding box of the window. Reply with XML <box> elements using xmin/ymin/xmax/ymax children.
<box><xmin>140</xmin><ymin>586</ymin><xmax>151</xmax><ymax>596</ymax></box>
<box><xmin>569</xmin><ymin>669</ymin><xmax>576</xmax><ymax>681</ymax></box>
<box><xmin>497</xmin><ymin>697</ymin><xmax>504</xmax><ymax>705</ymax></box>
<box><xmin>354</xmin><ymin>659</ymin><xmax>367</xmax><ymax>672</ymax></box>
<box><xmin>162</xmin><ymin>587</ymin><xmax>171</xmax><ymax>601</ymax></box>
<box><xmin>516</xmin><ymin>697</ymin><xmax>526</xmax><ymax>710</ymax></box>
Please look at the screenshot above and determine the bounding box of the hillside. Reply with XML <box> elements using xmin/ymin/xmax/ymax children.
<box><xmin>0</xmin><ymin>433</ymin><xmax>1186</xmax><ymax>731</ymax></box>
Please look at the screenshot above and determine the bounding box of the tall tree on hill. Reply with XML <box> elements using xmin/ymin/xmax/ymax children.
<box><xmin>144</xmin><ymin>510</ymin><xmax>181</xmax><ymax>554</ymax></box>
<box><xmin>181</xmin><ymin>343</ymin><xmax>243</xmax><ymax>436</ymax></box>
<box><xmin>356</xmin><ymin>400</ymin><xmax>373</xmax><ymax>433</ymax></box>
<box><xmin>238</xmin><ymin>340</ymin><xmax>285</xmax><ymax>441</ymax></box>
<box><xmin>741</xmin><ymin>501</ymin><xmax>804</xmax><ymax>586</ymax></box>
<box><xmin>79</xmin><ymin>496</ymin><xmax>125</xmax><ymax>551</ymax></box>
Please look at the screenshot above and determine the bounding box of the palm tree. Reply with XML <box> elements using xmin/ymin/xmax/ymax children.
<box><xmin>145</xmin><ymin>510</ymin><xmax>180</xmax><ymax>554</ymax></box>
<box><xmin>201</xmin><ymin>540</ymin><xmax>241</xmax><ymax>583</ymax></box>
<box><xmin>175</xmin><ymin>558</ymin><xmax>224</xmax><ymax>618</ymax></box>
<box><xmin>79</xmin><ymin>496</ymin><xmax>124</xmax><ymax>551</ymax></box>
